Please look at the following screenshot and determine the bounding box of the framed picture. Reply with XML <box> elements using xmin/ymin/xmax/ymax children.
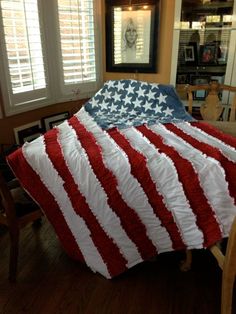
<box><xmin>211</xmin><ymin>75</ymin><xmax>224</xmax><ymax>84</ymax></box>
<box><xmin>199</xmin><ymin>43</ymin><xmax>218</xmax><ymax>65</ymax></box>
<box><xmin>14</xmin><ymin>121</ymin><xmax>42</xmax><ymax>145</ymax></box>
<box><xmin>42</xmin><ymin>112</ymin><xmax>70</xmax><ymax>131</ymax></box>
<box><xmin>218</xmin><ymin>45</ymin><xmax>228</xmax><ymax>64</ymax></box>
<box><xmin>177</xmin><ymin>73</ymin><xmax>188</xmax><ymax>84</ymax></box>
<box><xmin>105</xmin><ymin>0</ymin><xmax>160</xmax><ymax>73</ymax></box>
<box><xmin>190</xmin><ymin>75</ymin><xmax>211</xmax><ymax>100</ymax></box>
<box><xmin>183</xmin><ymin>42</ymin><xmax>197</xmax><ymax>64</ymax></box>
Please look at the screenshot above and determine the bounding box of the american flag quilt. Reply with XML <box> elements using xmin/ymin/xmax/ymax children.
<box><xmin>7</xmin><ymin>80</ymin><xmax>236</xmax><ymax>279</ymax></box>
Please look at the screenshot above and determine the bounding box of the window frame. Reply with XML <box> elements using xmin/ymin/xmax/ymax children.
<box><xmin>0</xmin><ymin>0</ymin><xmax>102</xmax><ymax>117</ymax></box>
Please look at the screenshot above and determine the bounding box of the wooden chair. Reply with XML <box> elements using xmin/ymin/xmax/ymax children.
<box><xmin>181</xmin><ymin>83</ymin><xmax>236</xmax><ymax>312</ymax></box>
<box><xmin>186</xmin><ymin>81</ymin><xmax>236</xmax><ymax>121</ymax></box>
<box><xmin>210</xmin><ymin>217</ymin><xmax>236</xmax><ymax>314</ymax></box>
<box><xmin>180</xmin><ymin>217</ymin><xmax>236</xmax><ymax>314</ymax></box>
<box><xmin>0</xmin><ymin>171</ymin><xmax>43</xmax><ymax>282</ymax></box>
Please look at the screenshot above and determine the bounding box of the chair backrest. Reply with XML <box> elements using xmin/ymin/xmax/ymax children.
<box><xmin>0</xmin><ymin>170</ymin><xmax>43</xmax><ymax>230</ymax></box>
<box><xmin>0</xmin><ymin>171</ymin><xmax>18</xmax><ymax>226</ymax></box>
<box><xmin>186</xmin><ymin>81</ymin><xmax>236</xmax><ymax>121</ymax></box>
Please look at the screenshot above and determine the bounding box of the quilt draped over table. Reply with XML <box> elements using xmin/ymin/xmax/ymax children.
<box><xmin>7</xmin><ymin>80</ymin><xmax>236</xmax><ymax>279</ymax></box>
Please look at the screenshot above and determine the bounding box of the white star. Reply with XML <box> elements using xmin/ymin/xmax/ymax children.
<box><xmin>151</xmin><ymin>84</ymin><xmax>159</xmax><ymax>90</ymax></box>
<box><xmin>110</xmin><ymin>103</ymin><xmax>117</xmax><ymax>112</ymax></box>
<box><xmin>146</xmin><ymin>90</ymin><xmax>156</xmax><ymax>100</ymax></box>
<box><xmin>157</xmin><ymin>93</ymin><xmax>167</xmax><ymax>104</ymax></box>
<box><xmin>140</xmin><ymin>112</ymin><xmax>147</xmax><ymax>118</ymax></box>
<box><xmin>163</xmin><ymin>107</ymin><xmax>174</xmax><ymax>116</ymax></box>
<box><xmin>90</xmin><ymin>98</ymin><xmax>99</xmax><ymax>108</ymax></box>
<box><xmin>154</xmin><ymin>106</ymin><xmax>163</xmax><ymax>114</ymax></box>
<box><xmin>117</xmin><ymin>81</ymin><xmax>125</xmax><ymax>91</ymax></box>
<box><xmin>104</xmin><ymin>89</ymin><xmax>111</xmax><ymax>99</ymax></box>
<box><xmin>133</xmin><ymin>98</ymin><xmax>142</xmax><ymax>108</ymax></box>
<box><xmin>97</xmin><ymin>109</ymin><xmax>105</xmax><ymax>116</ymax></box>
<box><xmin>123</xmin><ymin>95</ymin><xmax>132</xmax><ymax>106</ymax></box>
<box><xmin>119</xmin><ymin>117</ymin><xmax>127</xmax><ymax>123</ymax></box>
<box><xmin>126</xmin><ymin>120</ymin><xmax>133</xmax><ymax>126</ymax></box>
<box><xmin>137</xmin><ymin>87</ymin><xmax>145</xmax><ymax>98</ymax></box>
<box><xmin>143</xmin><ymin>102</ymin><xmax>153</xmax><ymax>112</ymax></box>
<box><xmin>127</xmin><ymin>85</ymin><xmax>135</xmax><ymax>95</ymax></box>
<box><xmin>129</xmin><ymin>109</ymin><xmax>137</xmax><ymax>115</ymax></box>
<box><xmin>100</xmin><ymin>101</ymin><xmax>107</xmax><ymax>110</ymax></box>
<box><xmin>106</xmin><ymin>80</ymin><xmax>115</xmax><ymax>89</ymax></box>
<box><xmin>140</xmin><ymin>81</ymin><xmax>147</xmax><ymax>88</ymax></box>
<box><xmin>119</xmin><ymin>106</ymin><xmax>128</xmax><ymax>114</ymax></box>
<box><xmin>113</xmin><ymin>92</ymin><xmax>121</xmax><ymax>102</ymax></box>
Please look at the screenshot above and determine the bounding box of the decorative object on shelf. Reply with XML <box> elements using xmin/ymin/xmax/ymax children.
<box><xmin>105</xmin><ymin>0</ymin><xmax>160</xmax><ymax>73</ymax></box>
<box><xmin>14</xmin><ymin>121</ymin><xmax>42</xmax><ymax>145</ymax></box>
<box><xmin>177</xmin><ymin>73</ymin><xmax>188</xmax><ymax>84</ymax></box>
<box><xmin>42</xmin><ymin>112</ymin><xmax>70</xmax><ymax>131</ymax></box>
<box><xmin>184</xmin><ymin>42</ymin><xmax>198</xmax><ymax>65</ymax></box>
<box><xmin>190</xmin><ymin>75</ymin><xmax>211</xmax><ymax>100</ymax></box>
<box><xmin>199</xmin><ymin>43</ymin><xmax>218</xmax><ymax>65</ymax></box>
<box><xmin>218</xmin><ymin>45</ymin><xmax>228</xmax><ymax>64</ymax></box>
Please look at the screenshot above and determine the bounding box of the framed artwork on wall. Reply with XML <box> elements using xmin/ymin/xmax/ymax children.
<box><xmin>14</xmin><ymin>121</ymin><xmax>42</xmax><ymax>145</ymax></box>
<box><xmin>105</xmin><ymin>0</ymin><xmax>160</xmax><ymax>73</ymax></box>
<box><xmin>42</xmin><ymin>112</ymin><xmax>70</xmax><ymax>131</ymax></box>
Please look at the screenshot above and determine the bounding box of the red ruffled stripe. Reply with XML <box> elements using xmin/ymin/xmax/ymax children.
<box><xmin>165</xmin><ymin>123</ymin><xmax>236</xmax><ymax>204</ymax></box>
<box><xmin>44</xmin><ymin>128</ymin><xmax>128</xmax><ymax>277</ymax></box>
<box><xmin>107</xmin><ymin>128</ymin><xmax>185</xmax><ymax>250</ymax></box>
<box><xmin>137</xmin><ymin>125</ymin><xmax>222</xmax><ymax>247</ymax></box>
<box><xmin>7</xmin><ymin>147</ymin><xmax>85</xmax><ymax>263</ymax></box>
<box><xmin>69</xmin><ymin>116</ymin><xmax>157</xmax><ymax>260</ymax></box>
<box><xmin>191</xmin><ymin>122</ymin><xmax>236</xmax><ymax>149</ymax></box>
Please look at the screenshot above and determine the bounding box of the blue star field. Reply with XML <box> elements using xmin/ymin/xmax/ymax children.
<box><xmin>84</xmin><ymin>80</ymin><xmax>194</xmax><ymax>130</ymax></box>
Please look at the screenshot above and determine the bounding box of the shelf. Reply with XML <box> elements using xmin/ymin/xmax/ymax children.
<box><xmin>174</xmin><ymin>26</ymin><xmax>232</xmax><ymax>30</ymax></box>
<box><xmin>177</xmin><ymin>65</ymin><xmax>226</xmax><ymax>73</ymax></box>
<box><xmin>171</xmin><ymin>0</ymin><xmax>236</xmax><ymax>105</ymax></box>
<box><xmin>182</xmin><ymin>1</ymin><xmax>233</xmax><ymax>11</ymax></box>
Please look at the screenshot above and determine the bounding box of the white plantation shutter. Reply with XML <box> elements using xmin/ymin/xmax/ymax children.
<box><xmin>0</xmin><ymin>0</ymin><xmax>101</xmax><ymax>116</ymax></box>
<box><xmin>0</xmin><ymin>0</ymin><xmax>47</xmax><ymax>110</ymax></box>
<box><xmin>58</xmin><ymin>0</ymin><xmax>96</xmax><ymax>85</ymax></box>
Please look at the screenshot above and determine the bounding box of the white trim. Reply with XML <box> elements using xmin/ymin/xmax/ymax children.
<box><xmin>0</xmin><ymin>0</ymin><xmax>102</xmax><ymax>117</ymax></box>
<box><xmin>170</xmin><ymin>29</ymin><xmax>180</xmax><ymax>86</ymax></box>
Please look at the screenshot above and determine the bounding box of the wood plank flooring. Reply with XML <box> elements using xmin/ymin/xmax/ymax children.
<box><xmin>0</xmin><ymin>218</ymin><xmax>235</xmax><ymax>314</ymax></box>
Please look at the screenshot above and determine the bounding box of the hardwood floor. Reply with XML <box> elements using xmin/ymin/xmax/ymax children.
<box><xmin>0</xmin><ymin>218</ymin><xmax>235</xmax><ymax>314</ymax></box>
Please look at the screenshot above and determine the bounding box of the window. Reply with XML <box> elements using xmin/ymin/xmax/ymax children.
<box><xmin>0</xmin><ymin>0</ymin><xmax>101</xmax><ymax>116</ymax></box>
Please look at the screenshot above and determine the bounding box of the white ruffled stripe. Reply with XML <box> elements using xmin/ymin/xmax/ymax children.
<box><xmin>177</xmin><ymin>122</ymin><xmax>236</xmax><ymax>162</ymax></box>
<box><xmin>77</xmin><ymin>109</ymin><xmax>173</xmax><ymax>253</ymax></box>
<box><xmin>122</xmin><ymin>126</ymin><xmax>204</xmax><ymax>249</ymax></box>
<box><xmin>150</xmin><ymin>124</ymin><xmax>236</xmax><ymax>237</ymax></box>
<box><xmin>22</xmin><ymin>136</ymin><xmax>110</xmax><ymax>278</ymax></box>
<box><xmin>58</xmin><ymin>121</ymin><xmax>142</xmax><ymax>267</ymax></box>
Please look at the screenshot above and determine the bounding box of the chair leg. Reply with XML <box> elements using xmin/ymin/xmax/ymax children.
<box><xmin>221</xmin><ymin>216</ymin><xmax>236</xmax><ymax>314</ymax></box>
<box><xmin>221</xmin><ymin>270</ymin><xmax>235</xmax><ymax>314</ymax></box>
<box><xmin>8</xmin><ymin>226</ymin><xmax>19</xmax><ymax>282</ymax></box>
